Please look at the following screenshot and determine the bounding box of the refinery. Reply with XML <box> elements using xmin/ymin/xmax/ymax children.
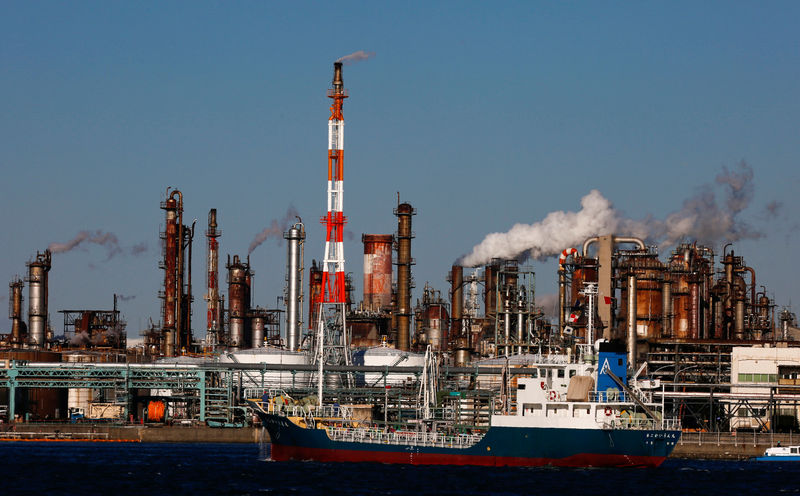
<box><xmin>2</xmin><ymin>61</ymin><xmax>800</xmax><ymax>458</ymax></box>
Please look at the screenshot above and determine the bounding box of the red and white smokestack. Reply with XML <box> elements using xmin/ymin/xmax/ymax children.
<box><xmin>205</xmin><ymin>209</ymin><xmax>221</xmax><ymax>347</ymax></box>
<box><xmin>320</xmin><ymin>61</ymin><xmax>348</xmax><ymax>306</ymax></box>
<box><xmin>558</xmin><ymin>248</ymin><xmax>578</xmax><ymax>269</ymax></box>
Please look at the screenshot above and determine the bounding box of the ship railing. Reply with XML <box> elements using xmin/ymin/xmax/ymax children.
<box><xmin>603</xmin><ymin>416</ymin><xmax>681</xmax><ymax>431</ymax></box>
<box><xmin>589</xmin><ymin>390</ymin><xmax>656</xmax><ymax>404</ymax></box>
<box><xmin>324</xmin><ymin>426</ymin><xmax>483</xmax><ymax>449</ymax></box>
<box><xmin>590</xmin><ymin>390</ymin><xmax>629</xmax><ymax>403</ymax></box>
<box><xmin>258</xmin><ymin>401</ymin><xmax>353</xmax><ymax>421</ymax></box>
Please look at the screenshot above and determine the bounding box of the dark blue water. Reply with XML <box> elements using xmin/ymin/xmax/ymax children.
<box><xmin>2</xmin><ymin>442</ymin><xmax>799</xmax><ymax>495</ymax></box>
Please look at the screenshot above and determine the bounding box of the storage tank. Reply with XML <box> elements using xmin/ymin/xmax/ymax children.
<box><xmin>351</xmin><ymin>346</ymin><xmax>426</xmax><ymax>387</ymax></box>
<box><xmin>362</xmin><ymin>234</ymin><xmax>393</xmax><ymax>312</ymax></box>
<box><xmin>219</xmin><ymin>348</ymin><xmax>310</xmax><ymax>389</ymax></box>
<box><xmin>250</xmin><ymin>314</ymin><xmax>264</xmax><ymax>348</ymax></box>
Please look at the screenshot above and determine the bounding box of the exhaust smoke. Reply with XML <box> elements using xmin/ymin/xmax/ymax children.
<box><xmin>248</xmin><ymin>206</ymin><xmax>301</xmax><ymax>255</ymax></box>
<box><xmin>461</xmin><ymin>162</ymin><xmax>761</xmax><ymax>267</ymax></box>
<box><xmin>336</xmin><ymin>50</ymin><xmax>375</xmax><ymax>65</ymax></box>
<box><xmin>49</xmin><ymin>230</ymin><xmax>122</xmax><ymax>260</ymax></box>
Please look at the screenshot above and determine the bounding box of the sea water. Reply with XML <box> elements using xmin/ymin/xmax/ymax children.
<box><xmin>2</xmin><ymin>442</ymin><xmax>799</xmax><ymax>495</ymax></box>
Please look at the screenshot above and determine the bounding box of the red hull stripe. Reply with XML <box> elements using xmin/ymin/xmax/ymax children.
<box><xmin>271</xmin><ymin>444</ymin><xmax>666</xmax><ymax>468</ymax></box>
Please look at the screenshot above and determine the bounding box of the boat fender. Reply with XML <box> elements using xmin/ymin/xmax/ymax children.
<box><xmin>549</xmin><ymin>390</ymin><xmax>557</xmax><ymax>401</ymax></box>
<box><xmin>604</xmin><ymin>407</ymin><xmax>613</xmax><ymax>416</ymax></box>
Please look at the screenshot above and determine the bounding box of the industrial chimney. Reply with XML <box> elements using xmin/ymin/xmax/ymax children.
<box><xmin>284</xmin><ymin>222</ymin><xmax>305</xmax><ymax>351</ymax></box>
<box><xmin>205</xmin><ymin>208</ymin><xmax>222</xmax><ymax>349</ymax></box>
<box><xmin>394</xmin><ymin>201</ymin><xmax>415</xmax><ymax>351</ymax></box>
<box><xmin>9</xmin><ymin>277</ymin><xmax>25</xmax><ymax>348</ymax></box>
<box><xmin>26</xmin><ymin>250</ymin><xmax>51</xmax><ymax>348</ymax></box>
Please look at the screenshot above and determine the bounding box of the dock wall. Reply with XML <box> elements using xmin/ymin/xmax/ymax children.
<box><xmin>3</xmin><ymin>424</ymin><xmax>796</xmax><ymax>460</ymax></box>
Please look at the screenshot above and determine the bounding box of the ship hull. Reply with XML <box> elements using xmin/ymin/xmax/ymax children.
<box><xmin>258</xmin><ymin>413</ymin><xmax>679</xmax><ymax>468</ymax></box>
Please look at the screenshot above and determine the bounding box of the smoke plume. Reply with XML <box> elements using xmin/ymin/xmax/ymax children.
<box><xmin>116</xmin><ymin>294</ymin><xmax>136</xmax><ymax>302</ymax></box>
<box><xmin>130</xmin><ymin>242</ymin><xmax>148</xmax><ymax>256</ymax></box>
<box><xmin>70</xmin><ymin>331</ymin><xmax>92</xmax><ymax>347</ymax></box>
<box><xmin>336</xmin><ymin>50</ymin><xmax>375</xmax><ymax>65</ymax></box>
<box><xmin>248</xmin><ymin>206</ymin><xmax>300</xmax><ymax>255</ymax></box>
<box><xmin>460</xmin><ymin>162</ymin><xmax>760</xmax><ymax>267</ymax></box>
<box><xmin>537</xmin><ymin>293</ymin><xmax>559</xmax><ymax>320</ymax></box>
<box><xmin>49</xmin><ymin>230</ymin><xmax>122</xmax><ymax>260</ymax></box>
<box><xmin>764</xmin><ymin>200</ymin><xmax>783</xmax><ymax>219</ymax></box>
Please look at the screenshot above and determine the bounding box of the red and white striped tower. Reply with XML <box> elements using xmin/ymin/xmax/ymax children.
<box><xmin>205</xmin><ymin>208</ymin><xmax>221</xmax><ymax>349</ymax></box>
<box><xmin>320</xmin><ymin>61</ymin><xmax>348</xmax><ymax>306</ymax></box>
<box><xmin>314</xmin><ymin>61</ymin><xmax>351</xmax><ymax>404</ymax></box>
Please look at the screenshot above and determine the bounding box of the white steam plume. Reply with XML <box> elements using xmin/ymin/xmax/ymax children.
<box><xmin>336</xmin><ymin>50</ymin><xmax>375</xmax><ymax>65</ymax></box>
<box><xmin>248</xmin><ymin>206</ymin><xmax>300</xmax><ymax>255</ymax></box>
<box><xmin>461</xmin><ymin>162</ymin><xmax>760</xmax><ymax>267</ymax></box>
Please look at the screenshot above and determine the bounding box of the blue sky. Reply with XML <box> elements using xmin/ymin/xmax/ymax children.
<box><xmin>2</xmin><ymin>2</ymin><xmax>798</xmax><ymax>341</ymax></box>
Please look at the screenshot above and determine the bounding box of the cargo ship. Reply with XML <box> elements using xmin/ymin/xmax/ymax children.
<box><xmin>252</xmin><ymin>350</ymin><xmax>681</xmax><ymax>468</ymax></box>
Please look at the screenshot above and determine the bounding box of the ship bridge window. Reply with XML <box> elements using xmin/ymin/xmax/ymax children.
<box><xmin>572</xmin><ymin>407</ymin><xmax>591</xmax><ymax>417</ymax></box>
<box><xmin>557</xmin><ymin>369</ymin><xmax>565</xmax><ymax>379</ymax></box>
<box><xmin>539</xmin><ymin>368</ymin><xmax>547</xmax><ymax>377</ymax></box>
<box><xmin>529</xmin><ymin>370</ymin><xmax>538</xmax><ymax>378</ymax></box>
<box><xmin>569</xmin><ymin>370</ymin><xmax>577</xmax><ymax>378</ymax></box>
<box><xmin>522</xmin><ymin>404</ymin><xmax>542</xmax><ymax>416</ymax></box>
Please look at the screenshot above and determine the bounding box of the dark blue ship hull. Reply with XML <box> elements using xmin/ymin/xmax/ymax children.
<box><xmin>257</xmin><ymin>412</ymin><xmax>680</xmax><ymax>468</ymax></box>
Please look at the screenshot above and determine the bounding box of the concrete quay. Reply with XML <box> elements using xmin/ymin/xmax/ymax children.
<box><xmin>672</xmin><ymin>431</ymin><xmax>797</xmax><ymax>460</ymax></box>
<box><xmin>0</xmin><ymin>423</ymin><xmax>261</xmax><ymax>443</ymax></box>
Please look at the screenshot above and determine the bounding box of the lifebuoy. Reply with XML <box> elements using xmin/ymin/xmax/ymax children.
<box><xmin>549</xmin><ymin>390</ymin><xmax>557</xmax><ymax>401</ymax></box>
<box><xmin>540</xmin><ymin>381</ymin><xmax>546</xmax><ymax>390</ymax></box>
<box><xmin>604</xmin><ymin>407</ymin><xmax>613</xmax><ymax>416</ymax></box>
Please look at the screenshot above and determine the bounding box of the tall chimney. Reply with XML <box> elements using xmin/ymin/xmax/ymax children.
<box><xmin>9</xmin><ymin>277</ymin><xmax>25</xmax><ymax>348</ymax></box>
<box><xmin>284</xmin><ymin>223</ymin><xmax>305</xmax><ymax>351</ymax></box>
<box><xmin>450</xmin><ymin>265</ymin><xmax>464</xmax><ymax>345</ymax></box>
<box><xmin>205</xmin><ymin>209</ymin><xmax>221</xmax><ymax>348</ymax></box>
<box><xmin>394</xmin><ymin>202</ymin><xmax>415</xmax><ymax>351</ymax></box>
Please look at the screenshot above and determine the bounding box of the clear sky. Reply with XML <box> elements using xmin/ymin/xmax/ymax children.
<box><xmin>2</xmin><ymin>2</ymin><xmax>798</xmax><ymax>343</ymax></box>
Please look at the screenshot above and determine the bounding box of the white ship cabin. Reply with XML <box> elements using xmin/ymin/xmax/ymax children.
<box><xmin>508</xmin><ymin>362</ymin><xmax>596</xmax><ymax>400</ymax></box>
<box><xmin>492</xmin><ymin>376</ymin><xmax>629</xmax><ymax>429</ymax></box>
